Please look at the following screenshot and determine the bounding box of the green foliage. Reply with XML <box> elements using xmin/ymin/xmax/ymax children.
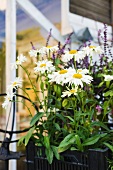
<box><xmin>18</xmin><ymin>126</ymin><xmax>35</xmax><ymax>146</ymax></box>
<box><xmin>30</xmin><ymin>112</ymin><xmax>44</xmax><ymax>126</ymax></box>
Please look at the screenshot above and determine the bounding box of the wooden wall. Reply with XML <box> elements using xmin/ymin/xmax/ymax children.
<box><xmin>69</xmin><ymin>0</ymin><xmax>112</xmax><ymax>25</ymax></box>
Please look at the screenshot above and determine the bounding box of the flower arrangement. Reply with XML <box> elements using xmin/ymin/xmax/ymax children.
<box><xmin>2</xmin><ymin>25</ymin><xmax>113</xmax><ymax>164</ymax></box>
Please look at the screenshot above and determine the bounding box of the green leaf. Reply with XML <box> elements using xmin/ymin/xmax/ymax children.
<box><xmin>25</xmin><ymin>88</ymin><xmax>32</xmax><ymax>90</ymax></box>
<box><xmin>65</xmin><ymin>116</ymin><xmax>74</xmax><ymax>122</ymax></box>
<box><xmin>104</xmin><ymin>90</ymin><xmax>113</xmax><ymax>97</ymax></box>
<box><xmin>53</xmin><ymin>84</ymin><xmax>57</xmax><ymax>93</ymax></box>
<box><xmin>106</xmin><ymin>81</ymin><xmax>110</xmax><ymax>88</ymax></box>
<box><xmin>99</xmin><ymin>133</ymin><xmax>107</xmax><ymax>138</ymax></box>
<box><xmin>62</xmin><ymin>99</ymin><xmax>68</xmax><ymax>107</ymax></box>
<box><xmin>18</xmin><ymin>136</ymin><xmax>26</xmax><ymax>146</ymax></box>
<box><xmin>58</xmin><ymin>144</ymin><xmax>71</xmax><ymax>153</ymax></box>
<box><xmin>85</xmin><ymin>99</ymin><xmax>95</xmax><ymax>105</ymax></box>
<box><xmin>36</xmin><ymin>75</ymin><xmax>39</xmax><ymax>83</ymax></box>
<box><xmin>54</xmin><ymin>123</ymin><xmax>61</xmax><ymax>131</ymax></box>
<box><xmin>18</xmin><ymin>126</ymin><xmax>35</xmax><ymax>146</ymax></box>
<box><xmin>44</xmin><ymin>136</ymin><xmax>50</xmax><ymax>149</ymax></box>
<box><xmin>98</xmin><ymin>81</ymin><xmax>104</xmax><ymax>88</ymax></box>
<box><xmin>56</xmin><ymin>98</ymin><xmax>62</xmax><ymax>109</ymax></box>
<box><xmin>45</xmin><ymin>147</ymin><xmax>53</xmax><ymax>164</ymax></box>
<box><xmin>53</xmin><ymin>84</ymin><xmax>62</xmax><ymax>97</ymax></box>
<box><xmin>70</xmin><ymin>147</ymin><xmax>77</xmax><ymax>151</ymax></box>
<box><xmin>75</xmin><ymin>135</ymin><xmax>83</xmax><ymax>151</ymax></box>
<box><xmin>51</xmin><ymin>145</ymin><xmax>60</xmax><ymax>160</ymax></box>
<box><xmin>57</xmin><ymin>85</ymin><xmax>62</xmax><ymax>97</ymax></box>
<box><xmin>55</xmin><ymin>58</ymin><xmax>60</xmax><ymax>65</ymax></box>
<box><xmin>40</xmin><ymin>81</ymin><xmax>44</xmax><ymax>91</ymax></box>
<box><xmin>83</xmin><ymin>135</ymin><xmax>100</xmax><ymax>146</ymax></box>
<box><xmin>56</xmin><ymin>113</ymin><xmax>66</xmax><ymax>123</ymax></box>
<box><xmin>59</xmin><ymin>133</ymin><xmax>75</xmax><ymax>148</ymax></box>
<box><xmin>30</xmin><ymin>112</ymin><xmax>44</xmax><ymax>126</ymax></box>
<box><xmin>103</xmin><ymin>101</ymin><xmax>109</xmax><ymax>116</ymax></box>
<box><xmin>91</xmin><ymin>121</ymin><xmax>109</xmax><ymax>131</ymax></box>
<box><xmin>104</xmin><ymin>142</ymin><xmax>113</xmax><ymax>152</ymax></box>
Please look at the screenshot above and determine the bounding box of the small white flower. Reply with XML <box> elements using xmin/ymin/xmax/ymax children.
<box><xmin>77</xmin><ymin>69</ymin><xmax>89</xmax><ymax>74</ymax></box>
<box><xmin>104</xmin><ymin>75</ymin><xmax>113</xmax><ymax>81</ymax></box>
<box><xmin>61</xmin><ymin>86</ymin><xmax>78</xmax><ymax>97</ymax></box>
<box><xmin>82</xmin><ymin>46</ymin><xmax>103</xmax><ymax>56</ymax></box>
<box><xmin>2</xmin><ymin>92</ymin><xmax>15</xmax><ymax>109</ymax></box>
<box><xmin>34</xmin><ymin>59</ymin><xmax>55</xmax><ymax>74</ymax></box>
<box><xmin>29</xmin><ymin>49</ymin><xmax>38</xmax><ymax>57</ymax></box>
<box><xmin>61</xmin><ymin>50</ymin><xmax>85</xmax><ymax>63</ymax></box>
<box><xmin>47</xmin><ymin>107</ymin><xmax>59</xmax><ymax>113</ymax></box>
<box><xmin>61</xmin><ymin>51</ymin><xmax>74</xmax><ymax>63</ymax></box>
<box><xmin>48</xmin><ymin>68</ymin><xmax>72</xmax><ymax>85</ymax></box>
<box><xmin>11</xmin><ymin>54</ymin><xmax>27</xmax><ymax>69</ymax></box>
<box><xmin>29</xmin><ymin>47</ymin><xmax>48</xmax><ymax>58</ymax></box>
<box><xmin>7</xmin><ymin>77</ymin><xmax>23</xmax><ymax>91</ymax></box>
<box><xmin>41</xmin><ymin>45</ymin><xmax>59</xmax><ymax>54</ymax></box>
<box><xmin>67</xmin><ymin>72</ymin><xmax>93</xmax><ymax>87</ymax></box>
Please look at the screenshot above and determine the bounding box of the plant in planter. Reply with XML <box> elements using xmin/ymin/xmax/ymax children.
<box><xmin>2</xmin><ymin>26</ymin><xmax>113</xmax><ymax>169</ymax></box>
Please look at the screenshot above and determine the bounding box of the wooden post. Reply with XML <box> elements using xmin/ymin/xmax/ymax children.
<box><xmin>6</xmin><ymin>0</ymin><xmax>17</xmax><ymax>170</ymax></box>
<box><xmin>61</xmin><ymin>0</ymin><xmax>72</xmax><ymax>35</ymax></box>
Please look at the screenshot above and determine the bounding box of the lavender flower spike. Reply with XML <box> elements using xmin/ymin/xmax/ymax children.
<box><xmin>30</xmin><ymin>42</ymin><xmax>36</xmax><ymax>50</ymax></box>
<box><xmin>46</xmin><ymin>28</ymin><xmax>52</xmax><ymax>47</ymax></box>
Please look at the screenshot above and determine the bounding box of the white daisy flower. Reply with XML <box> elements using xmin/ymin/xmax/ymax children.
<box><xmin>7</xmin><ymin>77</ymin><xmax>23</xmax><ymax>91</ymax></box>
<box><xmin>11</xmin><ymin>54</ymin><xmax>27</xmax><ymax>69</ymax></box>
<box><xmin>104</xmin><ymin>75</ymin><xmax>113</xmax><ymax>81</ymax></box>
<box><xmin>29</xmin><ymin>49</ymin><xmax>39</xmax><ymax>57</ymax></box>
<box><xmin>61</xmin><ymin>51</ymin><xmax>74</xmax><ymax>63</ymax></box>
<box><xmin>61</xmin><ymin>50</ymin><xmax>85</xmax><ymax>63</ymax></box>
<box><xmin>67</xmin><ymin>72</ymin><xmax>93</xmax><ymax>87</ymax></box>
<box><xmin>41</xmin><ymin>45</ymin><xmax>59</xmax><ymax>54</ymax></box>
<box><xmin>47</xmin><ymin>107</ymin><xmax>59</xmax><ymax>113</ymax></box>
<box><xmin>82</xmin><ymin>46</ymin><xmax>103</xmax><ymax>56</ymax></box>
<box><xmin>61</xmin><ymin>86</ymin><xmax>79</xmax><ymax>97</ymax></box>
<box><xmin>29</xmin><ymin>48</ymin><xmax>46</xmax><ymax>57</ymax></box>
<box><xmin>48</xmin><ymin>68</ymin><xmax>72</xmax><ymax>85</ymax></box>
<box><xmin>34</xmin><ymin>59</ymin><xmax>55</xmax><ymax>74</ymax></box>
<box><xmin>77</xmin><ymin>69</ymin><xmax>89</xmax><ymax>74</ymax></box>
<box><xmin>2</xmin><ymin>92</ymin><xmax>15</xmax><ymax>109</ymax></box>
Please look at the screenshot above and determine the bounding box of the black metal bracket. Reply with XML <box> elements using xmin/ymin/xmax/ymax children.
<box><xmin>0</xmin><ymin>137</ymin><xmax>24</xmax><ymax>161</ymax></box>
<box><xmin>0</xmin><ymin>93</ymin><xmax>38</xmax><ymax>170</ymax></box>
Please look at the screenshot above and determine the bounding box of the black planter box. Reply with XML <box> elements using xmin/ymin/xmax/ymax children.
<box><xmin>26</xmin><ymin>140</ymin><xmax>110</xmax><ymax>170</ymax></box>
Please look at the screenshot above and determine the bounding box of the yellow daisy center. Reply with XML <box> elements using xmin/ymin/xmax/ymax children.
<box><xmin>69</xmin><ymin>50</ymin><xmax>77</xmax><ymax>54</ymax></box>
<box><xmin>59</xmin><ymin>70</ymin><xmax>68</xmax><ymax>74</ymax></box>
<box><xmin>77</xmin><ymin>69</ymin><xmax>82</xmax><ymax>73</ymax></box>
<box><xmin>73</xmin><ymin>73</ymin><xmax>82</xmax><ymax>79</ymax></box>
<box><xmin>16</xmin><ymin>60</ymin><xmax>19</xmax><ymax>63</ymax></box>
<box><xmin>89</xmin><ymin>46</ymin><xmax>96</xmax><ymax>49</ymax></box>
<box><xmin>70</xmin><ymin>89</ymin><xmax>77</xmax><ymax>93</ymax></box>
<box><xmin>40</xmin><ymin>63</ymin><xmax>46</xmax><ymax>67</ymax></box>
<box><xmin>47</xmin><ymin>46</ymin><xmax>52</xmax><ymax>48</ymax></box>
<box><xmin>13</xmin><ymin>82</ymin><xmax>17</xmax><ymax>86</ymax></box>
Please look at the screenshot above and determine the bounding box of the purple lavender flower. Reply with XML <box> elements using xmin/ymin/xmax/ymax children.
<box><xmin>30</xmin><ymin>42</ymin><xmax>36</xmax><ymax>50</ymax></box>
<box><xmin>96</xmin><ymin>105</ymin><xmax>102</xmax><ymax>114</ymax></box>
<box><xmin>98</xmin><ymin>29</ymin><xmax>102</xmax><ymax>46</ymax></box>
<box><xmin>52</xmin><ymin>53</ymin><xmax>56</xmax><ymax>60</ymax></box>
<box><xmin>46</xmin><ymin>28</ymin><xmax>52</xmax><ymax>47</ymax></box>
<box><xmin>103</xmin><ymin>24</ymin><xmax>107</xmax><ymax>55</ymax></box>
